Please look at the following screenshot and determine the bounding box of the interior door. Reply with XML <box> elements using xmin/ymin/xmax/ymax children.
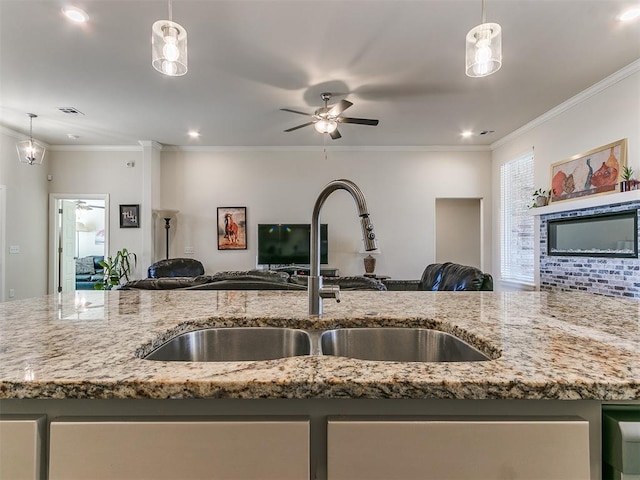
<box><xmin>435</xmin><ymin>198</ymin><xmax>482</xmax><ymax>269</ymax></box>
<box><xmin>60</xmin><ymin>200</ymin><xmax>77</xmax><ymax>292</ymax></box>
<box><xmin>0</xmin><ymin>185</ymin><xmax>5</xmax><ymax>301</ymax></box>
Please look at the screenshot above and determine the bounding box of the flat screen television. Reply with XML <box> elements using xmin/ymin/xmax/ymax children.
<box><xmin>257</xmin><ymin>224</ymin><xmax>328</xmax><ymax>265</ymax></box>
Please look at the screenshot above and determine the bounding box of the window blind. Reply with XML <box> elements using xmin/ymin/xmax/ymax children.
<box><xmin>500</xmin><ymin>151</ymin><xmax>534</xmax><ymax>283</ymax></box>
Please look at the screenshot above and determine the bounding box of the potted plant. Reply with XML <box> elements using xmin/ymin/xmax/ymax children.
<box><xmin>94</xmin><ymin>248</ymin><xmax>137</xmax><ymax>290</ymax></box>
<box><xmin>531</xmin><ymin>188</ymin><xmax>550</xmax><ymax>208</ymax></box>
<box><xmin>620</xmin><ymin>165</ymin><xmax>636</xmax><ymax>192</ymax></box>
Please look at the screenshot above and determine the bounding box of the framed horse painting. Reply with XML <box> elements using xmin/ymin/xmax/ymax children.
<box><xmin>217</xmin><ymin>207</ymin><xmax>247</xmax><ymax>250</ymax></box>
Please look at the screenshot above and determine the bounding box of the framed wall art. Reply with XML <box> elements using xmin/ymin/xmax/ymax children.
<box><xmin>119</xmin><ymin>204</ymin><xmax>140</xmax><ymax>228</ymax></box>
<box><xmin>550</xmin><ymin>138</ymin><xmax>627</xmax><ymax>203</ymax></box>
<box><xmin>217</xmin><ymin>207</ymin><xmax>247</xmax><ymax>250</ymax></box>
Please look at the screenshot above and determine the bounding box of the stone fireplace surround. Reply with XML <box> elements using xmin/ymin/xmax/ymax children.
<box><xmin>535</xmin><ymin>191</ymin><xmax>640</xmax><ymax>299</ymax></box>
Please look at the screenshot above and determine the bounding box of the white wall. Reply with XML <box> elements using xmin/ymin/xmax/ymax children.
<box><xmin>0</xmin><ymin>129</ymin><xmax>49</xmax><ymax>300</ymax></box>
<box><xmin>491</xmin><ymin>64</ymin><xmax>640</xmax><ymax>288</ymax></box>
<box><xmin>160</xmin><ymin>148</ymin><xmax>492</xmax><ymax>280</ymax></box>
<box><xmin>48</xmin><ymin>148</ymin><xmax>145</xmax><ymax>279</ymax></box>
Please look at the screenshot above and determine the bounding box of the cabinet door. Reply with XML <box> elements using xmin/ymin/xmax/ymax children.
<box><xmin>0</xmin><ymin>415</ymin><xmax>45</xmax><ymax>480</ymax></box>
<box><xmin>328</xmin><ymin>418</ymin><xmax>590</xmax><ymax>480</ymax></box>
<box><xmin>50</xmin><ymin>419</ymin><xmax>309</xmax><ymax>480</ymax></box>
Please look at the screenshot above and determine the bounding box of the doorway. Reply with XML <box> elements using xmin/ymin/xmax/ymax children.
<box><xmin>0</xmin><ymin>185</ymin><xmax>5</xmax><ymax>302</ymax></box>
<box><xmin>49</xmin><ymin>194</ymin><xmax>109</xmax><ymax>294</ymax></box>
<box><xmin>435</xmin><ymin>198</ymin><xmax>482</xmax><ymax>269</ymax></box>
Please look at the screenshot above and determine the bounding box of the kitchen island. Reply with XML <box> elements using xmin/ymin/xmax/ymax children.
<box><xmin>1</xmin><ymin>290</ymin><xmax>639</xmax><ymax>479</ymax></box>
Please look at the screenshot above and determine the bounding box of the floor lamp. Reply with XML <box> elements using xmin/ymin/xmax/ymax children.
<box><xmin>154</xmin><ymin>209</ymin><xmax>179</xmax><ymax>259</ymax></box>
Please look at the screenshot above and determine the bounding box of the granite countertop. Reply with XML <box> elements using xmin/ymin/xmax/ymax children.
<box><xmin>0</xmin><ymin>290</ymin><xmax>639</xmax><ymax>400</ymax></box>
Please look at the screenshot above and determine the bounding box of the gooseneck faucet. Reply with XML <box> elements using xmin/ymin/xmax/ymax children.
<box><xmin>309</xmin><ymin>179</ymin><xmax>378</xmax><ymax>316</ymax></box>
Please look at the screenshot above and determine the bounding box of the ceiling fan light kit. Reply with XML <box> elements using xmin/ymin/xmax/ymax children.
<box><xmin>16</xmin><ymin>113</ymin><xmax>46</xmax><ymax>165</ymax></box>
<box><xmin>465</xmin><ymin>0</ymin><xmax>502</xmax><ymax>77</ymax></box>
<box><xmin>282</xmin><ymin>92</ymin><xmax>379</xmax><ymax>140</ymax></box>
<box><xmin>152</xmin><ymin>0</ymin><xmax>188</xmax><ymax>76</ymax></box>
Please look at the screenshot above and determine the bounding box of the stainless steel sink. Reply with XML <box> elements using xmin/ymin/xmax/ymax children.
<box><xmin>145</xmin><ymin>327</ymin><xmax>312</xmax><ymax>362</ymax></box>
<box><xmin>320</xmin><ymin>328</ymin><xmax>490</xmax><ymax>362</ymax></box>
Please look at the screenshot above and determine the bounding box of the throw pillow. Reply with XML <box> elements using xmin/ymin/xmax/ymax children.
<box><xmin>76</xmin><ymin>256</ymin><xmax>96</xmax><ymax>275</ymax></box>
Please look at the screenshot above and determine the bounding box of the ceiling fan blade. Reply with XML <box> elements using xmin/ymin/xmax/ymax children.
<box><xmin>328</xmin><ymin>100</ymin><xmax>353</xmax><ymax>117</ymax></box>
<box><xmin>284</xmin><ymin>122</ymin><xmax>315</xmax><ymax>132</ymax></box>
<box><xmin>281</xmin><ymin>108</ymin><xmax>313</xmax><ymax>117</ymax></box>
<box><xmin>338</xmin><ymin>117</ymin><xmax>379</xmax><ymax>126</ymax></box>
<box><xmin>329</xmin><ymin>129</ymin><xmax>342</xmax><ymax>140</ymax></box>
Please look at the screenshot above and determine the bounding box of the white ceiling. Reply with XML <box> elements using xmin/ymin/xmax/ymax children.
<box><xmin>1</xmin><ymin>0</ymin><xmax>639</xmax><ymax>148</ymax></box>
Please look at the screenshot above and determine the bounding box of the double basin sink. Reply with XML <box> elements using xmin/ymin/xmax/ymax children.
<box><xmin>144</xmin><ymin>327</ymin><xmax>491</xmax><ymax>363</ymax></box>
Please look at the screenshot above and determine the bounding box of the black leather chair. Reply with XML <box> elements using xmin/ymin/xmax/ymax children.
<box><xmin>418</xmin><ymin>262</ymin><xmax>493</xmax><ymax>291</ymax></box>
<box><xmin>147</xmin><ymin>258</ymin><xmax>205</xmax><ymax>278</ymax></box>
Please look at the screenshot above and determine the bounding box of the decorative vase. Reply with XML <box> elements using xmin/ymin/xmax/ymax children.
<box><xmin>620</xmin><ymin>181</ymin><xmax>631</xmax><ymax>192</ymax></box>
<box><xmin>536</xmin><ymin>196</ymin><xmax>548</xmax><ymax>207</ymax></box>
<box><xmin>363</xmin><ymin>254</ymin><xmax>376</xmax><ymax>275</ymax></box>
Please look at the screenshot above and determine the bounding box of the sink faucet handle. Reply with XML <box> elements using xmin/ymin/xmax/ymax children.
<box><xmin>319</xmin><ymin>285</ymin><xmax>340</xmax><ymax>303</ymax></box>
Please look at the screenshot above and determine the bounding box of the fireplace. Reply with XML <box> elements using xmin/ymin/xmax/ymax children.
<box><xmin>538</xmin><ymin>197</ymin><xmax>640</xmax><ymax>299</ymax></box>
<box><xmin>547</xmin><ymin>211</ymin><xmax>638</xmax><ymax>258</ymax></box>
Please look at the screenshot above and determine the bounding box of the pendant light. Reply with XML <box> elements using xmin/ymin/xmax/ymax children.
<box><xmin>465</xmin><ymin>0</ymin><xmax>502</xmax><ymax>78</ymax></box>
<box><xmin>16</xmin><ymin>113</ymin><xmax>46</xmax><ymax>165</ymax></box>
<box><xmin>152</xmin><ymin>0</ymin><xmax>188</xmax><ymax>76</ymax></box>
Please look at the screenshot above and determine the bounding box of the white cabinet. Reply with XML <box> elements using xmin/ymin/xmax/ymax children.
<box><xmin>327</xmin><ymin>417</ymin><xmax>590</xmax><ymax>480</ymax></box>
<box><xmin>49</xmin><ymin>418</ymin><xmax>309</xmax><ymax>480</ymax></box>
<box><xmin>0</xmin><ymin>415</ymin><xmax>45</xmax><ymax>480</ymax></box>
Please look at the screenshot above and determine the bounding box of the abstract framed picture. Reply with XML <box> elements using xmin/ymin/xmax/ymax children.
<box><xmin>550</xmin><ymin>138</ymin><xmax>627</xmax><ymax>203</ymax></box>
<box><xmin>217</xmin><ymin>207</ymin><xmax>247</xmax><ymax>250</ymax></box>
<box><xmin>119</xmin><ymin>204</ymin><xmax>140</xmax><ymax>228</ymax></box>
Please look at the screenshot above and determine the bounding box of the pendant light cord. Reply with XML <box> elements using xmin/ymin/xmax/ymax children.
<box><xmin>481</xmin><ymin>0</ymin><xmax>486</xmax><ymax>23</ymax></box>
<box><xmin>168</xmin><ymin>0</ymin><xmax>173</xmax><ymax>21</ymax></box>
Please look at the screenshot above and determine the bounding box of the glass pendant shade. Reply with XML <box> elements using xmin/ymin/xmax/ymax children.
<box><xmin>152</xmin><ymin>19</ymin><xmax>188</xmax><ymax>76</ymax></box>
<box><xmin>314</xmin><ymin>118</ymin><xmax>338</xmax><ymax>134</ymax></box>
<box><xmin>465</xmin><ymin>22</ymin><xmax>502</xmax><ymax>77</ymax></box>
<box><xmin>16</xmin><ymin>114</ymin><xmax>45</xmax><ymax>165</ymax></box>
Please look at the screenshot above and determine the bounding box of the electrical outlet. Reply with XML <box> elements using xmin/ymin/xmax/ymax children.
<box><xmin>9</xmin><ymin>289</ymin><xmax>15</xmax><ymax>298</ymax></box>
<box><xmin>9</xmin><ymin>245</ymin><xmax>19</xmax><ymax>254</ymax></box>
<box><xmin>184</xmin><ymin>247</ymin><xmax>195</xmax><ymax>254</ymax></box>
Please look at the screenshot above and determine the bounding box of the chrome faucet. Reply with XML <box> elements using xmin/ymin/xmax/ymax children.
<box><xmin>309</xmin><ymin>179</ymin><xmax>378</xmax><ymax>316</ymax></box>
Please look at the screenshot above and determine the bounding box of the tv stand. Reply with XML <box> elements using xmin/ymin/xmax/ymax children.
<box><xmin>269</xmin><ymin>265</ymin><xmax>339</xmax><ymax>277</ymax></box>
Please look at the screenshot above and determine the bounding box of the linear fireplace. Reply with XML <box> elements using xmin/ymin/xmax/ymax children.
<box><xmin>547</xmin><ymin>211</ymin><xmax>638</xmax><ymax>258</ymax></box>
<box><xmin>538</xmin><ymin>195</ymin><xmax>640</xmax><ymax>299</ymax></box>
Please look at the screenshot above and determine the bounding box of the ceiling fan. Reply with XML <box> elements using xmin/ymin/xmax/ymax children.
<box><xmin>76</xmin><ymin>200</ymin><xmax>105</xmax><ymax>211</ymax></box>
<box><xmin>281</xmin><ymin>92</ymin><xmax>379</xmax><ymax>140</ymax></box>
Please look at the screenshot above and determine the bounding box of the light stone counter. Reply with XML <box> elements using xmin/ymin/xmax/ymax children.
<box><xmin>1</xmin><ymin>290</ymin><xmax>639</xmax><ymax>400</ymax></box>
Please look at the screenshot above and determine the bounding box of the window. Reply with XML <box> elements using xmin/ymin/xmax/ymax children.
<box><xmin>500</xmin><ymin>151</ymin><xmax>534</xmax><ymax>283</ymax></box>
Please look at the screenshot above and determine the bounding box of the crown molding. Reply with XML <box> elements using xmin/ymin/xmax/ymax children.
<box><xmin>48</xmin><ymin>145</ymin><xmax>143</xmax><ymax>152</ymax></box>
<box><xmin>491</xmin><ymin>59</ymin><xmax>640</xmax><ymax>150</ymax></box>
<box><xmin>0</xmin><ymin>125</ymin><xmax>50</xmax><ymax>147</ymax></box>
<box><xmin>162</xmin><ymin>144</ymin><xmax>491</xmax><ymax>153</ymax></box>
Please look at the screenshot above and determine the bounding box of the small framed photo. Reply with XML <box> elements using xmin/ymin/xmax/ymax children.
<box><xmin>217</xmin><ymin>207</ymin><xmax>247</xmax><ymax>250</ymax></box>
<box><xmin>550</xmin><ymin>138</ymin><xmax>627</xmax><ymax>203</ymax></box>
<box><xmin>120</xmin><ymin>204</ymin><xmax>140</xmax><ymax>228</ymax></box>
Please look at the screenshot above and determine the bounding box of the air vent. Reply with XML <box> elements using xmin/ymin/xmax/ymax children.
<box><xmin>479</xmin><ymin>130</ymin><xmax>495</xmax><ymax>135</ymax></box>
<box><xmin>57</xmin><ymin>107</ymin><xmax>85</xmax><ymax>115</ymax></box>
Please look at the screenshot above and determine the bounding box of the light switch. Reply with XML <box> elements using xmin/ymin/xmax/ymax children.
<box><xmin>184</xmin><ymin>247</ymin><xmax>195</xmax><ymax>254</ymax></box>
<box><xmin>9</xmin><ymin>245</ymin><xmax>19</xmax><ymax>254</ymax></box>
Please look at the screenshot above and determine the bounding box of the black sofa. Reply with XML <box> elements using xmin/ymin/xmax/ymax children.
<box><xmin>384</xmin><ymin>262</ymin><xmax>493</xmax><ymax>291</ymax></box>
<box><xmin>75</xmin><ymin>255</ymin><xmax>105</xmax><ymax>290</ymax></box>
<box><xmin>418</xmin><ymin>262</ymin><xmax>493</xmax><ymax>291</ymax></box>
<box><xmin>122</xmin><ymin>259</ymin><xmax>387</xmax><ymax>291</ymax></box>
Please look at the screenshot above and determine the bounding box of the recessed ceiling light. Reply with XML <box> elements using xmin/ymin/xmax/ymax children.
<box><xmin>461</xmin><ymin>130</ymin><xmax>473</xmax><ymax>138</ymax></box>
<box><xmin>619</xmin><ymin>7</ymin><xmax>640</xmax><ymax>21</ymax></box>
<box><xmin>62</xmin><ymin>6</ymin><xmax>89</xmax><ymax>23</ymax></box>
<box><xmin>188</xmin><ymin>131</ymin><xmax>201</xmax><ymax>138</ymax></box>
